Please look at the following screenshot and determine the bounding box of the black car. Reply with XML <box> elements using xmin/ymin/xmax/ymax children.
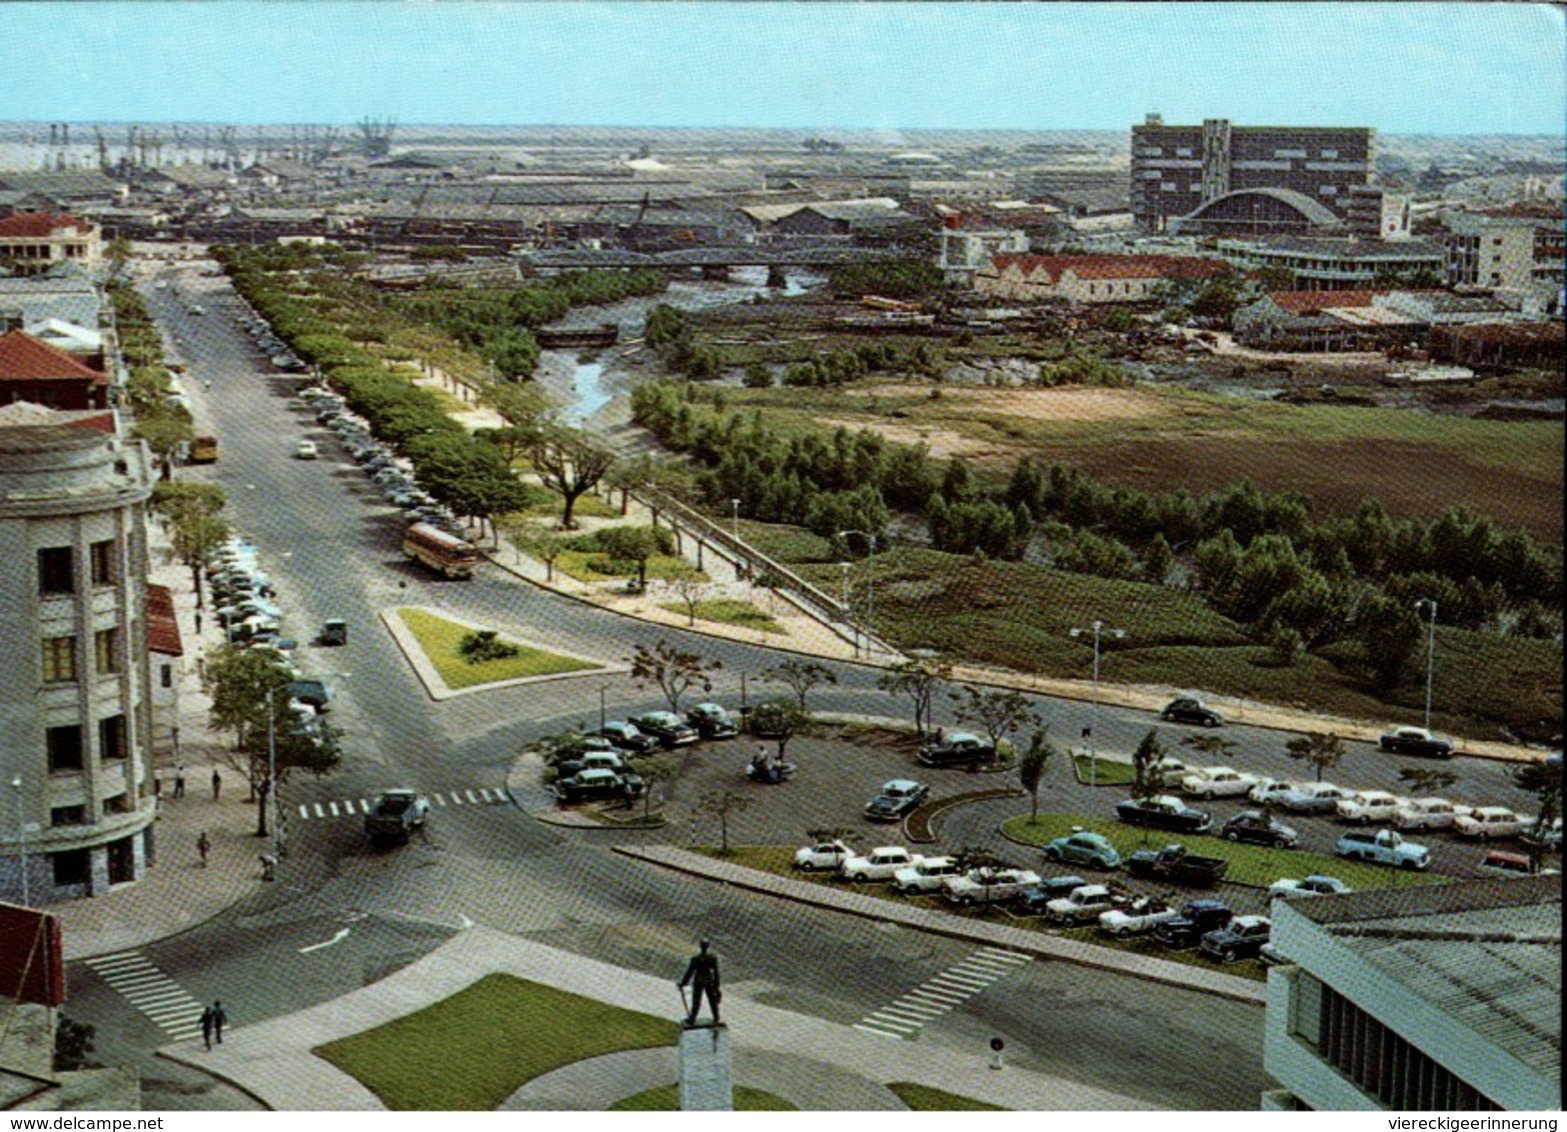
<box><xmin>1200</xmin><ymin>916</ymin><xmax>1272</xmax><ymax>964</ymax></box>
<box><xmin>917</xmin><ymin>731</ymin><xmax>997</xmax><ymax>768</ymax></box>
<box><xmin>630</xmin><ymin>711</ymin><xmax>700</xmax><ymax>748</ymax></box>
<box><xmin>864</xmin><ymin>779</ymin><xmax>931</xmax><ymax>821</ymax></box>
<box><xmin>1115</xmin><ymin>794</ymin><xmax>1213</xmax><ymax>834</ymax></box>
<box><xmin>1221</xmin><ymin>810</ymin><xmax>1299</xmax><ymax>849</ymax></box>
<box><xmin>1152</xmin><ymin>899</ymin><xmax>1234</xmax><ymax>951</ymax></box>
<box><xmin>685</xmin><ymin>702</ymin><xmax>741</xmax><ymax>740</ymax></box>
<box><xmin>1012</xmin><ymin>875</ymin><xmax>1090</xmax><ymax>916</ymax></box>
<box><xmin>288</xmin><ymin>679</ymin><xmax>332</xmax><ymax>711</ymax></box>
<box><xmin>1160</xmin><ymin>698</ymin><xmax>1224</xmax><ymax>727</ymax></box>
<box><xmin>598</xmin><ymin>721</ymin><xmax>657</xmax><ymax>755</ymax></box>
<box><xmin>555</xmin><ymin>767</ymin><xmax>644</xmax><ymax>804</ymax></box>
<box><xmin>1377</xmin><ymin>727</ymin><xmax>1455</xmax><ymax>759</ymax></box>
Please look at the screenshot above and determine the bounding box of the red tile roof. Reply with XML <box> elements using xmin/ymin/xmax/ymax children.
<box><xmin>0</xmin><ymin>211</ymin><xmax>94</xmax><ymax>237</ymax></box>
<box><xmin>1267</xmin><ymin>289</ymin><xmax>1382</xmax><ymax>313</ymax></box>
<box><xmin>0</xmin><ymin>329</ymin><xmax>107</xmax><ymax>383</ymax></box>
<box><xmin>145</xmin><ymin>584</ymin><xmax>184</xmax><ymax>658</ymax></box>
<box><xmin>990</xmin><ymin>254</ymin><xmax>1229</xmax><ymax>282</ymax></box>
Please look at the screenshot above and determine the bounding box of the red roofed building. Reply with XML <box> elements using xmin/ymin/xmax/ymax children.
<box><xmin>0</xmin><ymin>329</ymin><xmax>110</xmax><ymax>410</ymax></box>
<box><xmin>0</xmin><ymin>211</ymin><xmax>101</xmax><ymax>277</ymax></box>
<box><xmin>974</xmin><ymin>253</ymin><xmax>1229</xmax><ymax>303</ymax></box>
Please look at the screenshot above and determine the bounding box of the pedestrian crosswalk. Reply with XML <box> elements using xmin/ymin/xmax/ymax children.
<box><xmin>294</xmin><ymin>786</ymin><xmax>506</xmax><ymax>821</ymax></box>
<box><xmin>82</xmin><ymin>951</ymin><xmax>206</xmax><ymax>1042</ymax></box>
<box><xmin>853</xmin><ymin>947</ymin><xmax>1032</xmax><ymax>1040</ymax></box>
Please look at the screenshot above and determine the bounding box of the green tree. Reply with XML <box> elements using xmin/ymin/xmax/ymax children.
<box><xmin>510</xmin><ymin>524</ymin><xmax>571</xmax><ymax>581</ymax></box>
<box><xmin>151</xmin><ymin>481</ymin><xmax>229</xmax><ymax>609</ymax></box>
<box><xmin>742</xmin><ymin>361</ymin><xmax>772</xmax><ymax>388</ymax></box>
<box><xmin>625</xmin><ymin>639</ymin><xmax>722</xmax><ymax>714</ymax></box>
<box><xmin>133</xmin><ymin>412</ymin><xmax>196</xmax><ymax>474</ymax></box>
<box><xmin>528</xmin><ymin>427</ymin><xmax>616</xmax><ymax>530</ymax></box>
<box><xmin>1397</xmin><ymin>767</ymin><xmax>1459</xmax><ymax>795</ymax></box>
<box><xmin>636</xmin><ymin>755</ymin><xmax>679</xmax><ymax>821</ymax></box>
<box><xmin>1017</xmin><ymin>729</ymin><xmax>1056</xmax><ymax>823</ymax></box>
<box><xmin>1356</xmin><ymin>593</ymin><xmax>1422</xmax><ymax>692</ymax></box>
<box><xmin>1130</xmin><ymin>728</ymin><xmax>1168</xmax><ymax>803</ymax></box>
<box><xmin>53</xmin><ymin>1016</ymin><xmax>99</xmax><ymax>1072</ymax></box>
<box><xmin>1285</xmin><ymin>731</ymin><xmax>1345</xmax><ymax>783</ymax></box>
<box><xmin>1143</xmin><ymin>533</ymin><xmax>1174</xmax><ymax>585</ymax></box>
<box><xmin>693</xmin><ymin>790</ymin><xmax>752</xmax><ymax>854</ymax></box>
<box><xmin>949</xmin><ymin>685</ymin><xmax>1042</xmax><ymax>755</ymax></box>
<box><xmin>760</xmin><ymin>659</ymin><xmax>838</xmax><ymax>711</ymax></box>
<box><xmin>746</xmin><ymin>698</ymin><xmax>810</xmax><ymax>759</ymax></box>
<box><xmin>876</xmin><ymin>658</ymin><xmax>951</xmax><ymax>737</ymax></box>
<box><xmin>1512</xmin><ymin>757</ymin><xmax>1562</xmax><ymax>870</ymax></box>
<box><xmin>597</xmin><ymin>525</ymin><xmax>662</xmax><ymax>591</ymax></box>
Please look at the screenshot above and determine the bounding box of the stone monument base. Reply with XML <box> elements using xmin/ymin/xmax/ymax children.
<box><xmin>678</xmin><ymin>1023</ymin><xmax>733</xmax><ymax>1111</ymax></box>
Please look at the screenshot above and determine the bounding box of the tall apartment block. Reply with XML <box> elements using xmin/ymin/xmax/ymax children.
<box><xmin>1131</xmin><ymin>115</ymin><xmax>1376</xmax><ymax>233</ymax></box>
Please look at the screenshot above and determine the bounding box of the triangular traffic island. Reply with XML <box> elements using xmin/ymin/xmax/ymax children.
<box><xmin>385</xmin><ymin>606</ymin><xmax>624</xmax><ymax>700</ymax></box>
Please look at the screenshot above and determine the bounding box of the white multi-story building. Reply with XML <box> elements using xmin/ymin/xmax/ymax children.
<box><xmin>1263</xmin><ymin>877</ymin><xmax>1560</xmax><ymax>1111</ymax></box>
<box><xmin>0</xmin><ymin>402</ymin><xmax>158</xmax><ymax>904</ymax></box>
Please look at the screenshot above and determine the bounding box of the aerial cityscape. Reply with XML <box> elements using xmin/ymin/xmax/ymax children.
<box><xmin>0</xmin><ymin>1</ymin><xmax>1562</xmax><ymax>1118</ymax></box>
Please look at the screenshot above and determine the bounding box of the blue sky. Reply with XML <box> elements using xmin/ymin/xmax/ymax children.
<box><xmin>2</xmin><ymin>2</ymin><xmax>1562</xmax><ymax>135</ymax></box>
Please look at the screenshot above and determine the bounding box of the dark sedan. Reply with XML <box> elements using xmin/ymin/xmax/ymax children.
<box><xmin>1152</xmin><ymin>899</ymin><xmax>1233</xmax><ymax>951</ymax></box>
<box><xmin>1013</xmin><ymin>875</ymin><xmax>1090</xmax><ymax>916</ymax></box>
<box><xmin>631</xmin><ymin>711</ymin><xmax>700</xmax><ymax>748</ymax></box>
<box><xmin>686</xmin><ymin>702</ymin><xmax>741</xmax><ymax>740</ymax></box>
<box><xmin>1160</xmin><ymin>698</ymin><xmax>1224</xmax><ymax>727</ymax></box>
<box><xmin>865</xmin><ymin>779</ymin><xmax>931</xmax><ymax>821</ymax></box>
<box><xmin>598</xmin><ymin>721</ymin><xmax>657</xmax><ymax>755</ymax></box>
<box><xmin>917</xmin><ymin>731</ymin><xmax>997</xmax><ymax>768</ymax></box>
<box><xmin>1221</xmin><ymin>811</ymin><xmax>1299</xmax><ymax>849</ymax></box>
<box><xmin>1377</xmin><ymin>727</ymin><xmax>1455</xmax><ymax>759</ymax></box>
<box><xmin>1116</xmin><ymin>794</ymin><xmax>1213</xmax><ymax>834</ymax></box>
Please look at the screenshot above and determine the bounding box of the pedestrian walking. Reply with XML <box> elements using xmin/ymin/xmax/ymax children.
<box><xmin>211</xmin><ymin>768</ymin><xmax>222</xmax><ymax>801</ymax></box>
<box><xmin>197</xmin><ymin>831</ymin><xmax>211</xmax><ymax>867</ymax></box>
<box><xmin>259</xmin><ymin>854</ymin><xmax>276</xmax><ymax>881</ymax></box>
<box><xmin>211</xmin><ymin>1001</ymin><xmax>227</xmax><ymax>1044</ymax></box>
<box><xmin>173</xmin><ymin>764</ymin><xmax>186</xmax><ymax>799</ymax></box>
<box><xmin>153</xmin><ymin>775</ymin><xmax>162</xmax><ymax>801</ymax></box>
<box><xmin>199</xmin><ymin>1005</ymin><xmax>214</xmax><ymax>1051</ymax></box>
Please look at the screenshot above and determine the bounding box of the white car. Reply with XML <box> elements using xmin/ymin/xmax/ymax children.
<box><xmin>294</xmin><ymin>440</ymin><xmax>318</xmax><ymax>460</ymax></box>
<box><xmin>892</xmin><ymin>856</ymin><xmax>965</xmax><ymax>894</ymax></box>
<box><xmin>840</xmin><ymin>846</ymin><xmax>921</xmax><ymax>883</ymax></box>
<box><xmin>1269</xmin><ymin>875</ymin><xmax>1353</xmax><ymax>899</ymax></box>
<box><xmin>1097</xmin><ymin>896</ymin><xmax>1180</xmax><ymax>937</ymax></box>
<box><xmin>1275</xmin><ymin>782</ymin><xmax>1354</xmax><ymax>814</ymax></box>
<box><xmin>1453</xmin><ymin>807</ymin><xmax>1533</xmax><ymax>841</ymax></box>
<box><xmin>941</xmin><ymin>866</ymin><xmax>1041</xmax><ymax>907</ymax></box>
<box><xmin>1391</xmin><ymin>797</ymin><xmax>1473</xmax><ymax>831</ymax></box>
<box><xmin>1179</xmin><ymin>766</ymin><xmax>1259</xmax><ymax>799</ymax></box>
<box><xmin>793</xmin><ymin>840</ymin><xmax>853</xmax><ymax>872</ymax></box>
<box><xmin>1335</xmin><ymin>790</ymin><xmax>1407</xmax><ymax>825</ymax></box>
<box><xmin>1248</xmin><ymin>778</ymin><xmax>1302</xmax><ymax>806</ymax></box>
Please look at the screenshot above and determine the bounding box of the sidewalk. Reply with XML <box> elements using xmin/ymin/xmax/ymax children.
<box><xmin>160</xmin><ymin>925</ymin><xmax>1159</xmax><ymax>1111</ymax></box>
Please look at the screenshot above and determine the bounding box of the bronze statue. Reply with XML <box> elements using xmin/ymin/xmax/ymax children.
<box><xmin>678</xmin><ymin>939</ymin><xmax>721</xmax><ymax>1026</ymax></box>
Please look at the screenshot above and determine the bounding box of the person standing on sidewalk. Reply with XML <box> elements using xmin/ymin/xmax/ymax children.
<box><xmin>200</xmin><ymin>1005</ymin><xmax>214</xmax><ymax>1051</ymax></box>
<box><xmin>197</xmin><ymin>831</ymin><xmax>210</xmax><ymax>867</ymax></box>
<box><xmin>211</xmin><ymin>768</ymin><xmax>222</xmax><ymax>801</ymax></box>
<box><xmin>173</xmin><ymin>764</ymin><xmax>186</xmax><ymax>799</ymax></box>
<box><xmin>211</xmin><ymin>1001</ymin><xmax>227</xmax><ymax>1044</ymax></box>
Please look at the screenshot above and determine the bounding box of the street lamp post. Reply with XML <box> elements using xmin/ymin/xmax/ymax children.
<box><xmin>1068</xmin><ymin>620</ymin><xmax>1126</xmax><ymax>788</ymax></box>
<box><xmin>265</xmin><ymin>686</ymin><xmax>279</xmax><ymax>859</ymax></box>
<box><xmin>10</xmin><ymin>777</ymin><xmax>26</xmax><ymax>907</ymax></box>
<box><xmin>838</xmin><ymin>561</ymin><xmax>856</xmax><ymax>656</ymax></box>
<box><xmin>1417</xmin><ymin>598</ymin><xmax>1438</xmax><ymax>731</ymax></box>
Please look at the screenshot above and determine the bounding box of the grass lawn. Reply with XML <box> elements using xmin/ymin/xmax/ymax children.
<box><xmin>554</xmin><ymin>548</ymin><xmax>707</xmax><ymax>585</ymax></box>
<box><xmin>313</xmin><ymin>974</ymin><xmax>674</xmax><ymax>1110</ymax></box>
<box><xmin>999</xmin><ymin>812</ymin><xmax>1449</xmax><ymax>890</ymax></box>
<box><xmin>886</xmin><ymin>1082</ymin><xmax>1008</xmax><ymax>1111</ymax></box>
<box><xmin>395</xmin><ymin>607</ymin><xmax>599</xmax><ymax>689</ymax></box>
<box><xmin>1071</xmin><ymin>754</ymin><xmax>1136</xmax><ymax>786</ymax></box>
<box><xmin>658</xmin><ymin>598</ymin><xmax>784</xmax><ymax>634</ymax></box>
<box><xmin>608</xmin><ymin>1085</ymin><xmax>797</xmax><ymax>1111</ymax></box>
<box><xmin>516</xmin><ymin>493</ymin><xmax>623</xmax><ymax>521</ymax></box>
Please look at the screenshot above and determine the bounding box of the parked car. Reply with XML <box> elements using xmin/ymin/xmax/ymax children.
<box><xmin>1098</xmin><ymin>896</ymin><xmax>1180</xmax><ymax>937</ymax></box>
<box><xmin>1336</xmin><ymin>829</ymin><xmax>1431</xmax><ymax>870</ymax></box>
<box><xmin>1013</xmin><ymin>875</ymin><xmax>1090</xmax><ymax>916</ymax></box>
<box><xmin>840</xmin><ymin>846</ymin><xmax>922</xmax><ymax>883</ymax></box>
<box><xmin>1378</xmin><ymin>726</ymin><xmax>1455</xmax><ymax>759</ymax></box>
<box><xmin>685</xmin><ymin>702</ymin><xmax>740</xmax><ymax>740</ymax></box>
<box><xmin>1248</xmin><ymin>778</ymin><xmax>1302</xmax><ymax>807</ymax></box>
<box><xmin>1152</xmin><ymin>899</ymin><xmax>1234</xmax><ymax>951</ymax></box>
<box><xmin>1335</xmin><ymin>790</ymin><xmax>1408</xmax><ymax>825</ymax></box>
<box><xmin>1269</xmin><ymin>875</ymin><xmax>1352</xmax><ymax>899</ymax></box>
<box><xmin>556</xmin><ymin>766</ymin><xmax>643</xmax><ymax>804</ymax></box>
<box><xmin>917</xmin><ymin>731</ymin><xmax>996</xmax><ymax>768</ymax></box>
<box><xmin>554</xmin><ymin>750</ymin><xmax>633</xmax><ymax>780</ymax></box>
<box><xmin>892</xmin><ymin>856</ymin><xmax>966</xmax><ymax>894</ymax></box>
<box><xmin>1046</xmin><ymin>883</ymin><xmax>1130</xmax><ymax>924</ymax></box>
<box><xmin>1200</xmin><ymin>915</ymin><xmax>1272</xmax><ymax>964</ymax></box>
<box><xmin>1221</xmin><ymin>811</ymin><xmax>1299</xmax><ymax>849</ymax></box>
<box><xmin>363</xmin><ymin>789</ymin><xmax>429</xmax><ymax>845</ymax></box>
<box><xmin>1392</xmin><ymin>797</ymin><xmax>1473</xmax><ymax>832</ymax></box>
<box><xmin>630</xmin><ymin>711</ymin><xmax>700</xmax><ymax>748</ymax></box>
<box><xmin>1453</xmin><ymin>806</ymin><xmax>1532</xmax><ymax>841</ymax></box>
<box><xmin>1115</xmin><ymin>794</ymin><xmax>1212</xmax><ymax>834</ymax></box>
<box><xmin>1477</xmin><ymin>849</ymin><xmax>1560</xmax><ymax>877</ymax></box>
<box><xmin>865</xmin><ymin>779</ymin><xmax>930</xmax><ymax>821</ymax></box>
<box><xmin>294</xmin><ymin>440</ymin><xmax>318</xmax><ymax>460</ymax></box>
<box><xmin>1040</xmin><ymin>830</ymin><xmax>1122</xmax><ymax>871</ymax></box>
<box><xmin>1125</xmin><ymin>843</ymin><xmax>1228</xmax><ymax>887</ymax></box>
<box><xmin>1274</xmin><ymin>782</ymin><xmax>1354</xmax><ymax>814</ymax></box>
<box><xmin>793</xmin><ymin>840</ymin><xmax>854</xmax><ymax>872</ymax></box>
<box><xmin>1160</xmin><ymin>698</ymin><xmax>1223</xmax><ymax>727</ymax></box>
<box><xmin>942</xmin><ymin>866</ymin><xmax>1041</xmax><ymax>907</ymax></box>
<box><xmin>597</xmin><ymin>721</ymin><xmax>657</xmax><ymax>755</ymax></box>
<box><xmin>287</xmin><ymin>678</ymin><xmax>332</xmax><ymax>711</ymax></box>
<box><xmin>1180</xmin><ymin>766</ymin><xmax>1259</xmax><ymax>799</ymax></box>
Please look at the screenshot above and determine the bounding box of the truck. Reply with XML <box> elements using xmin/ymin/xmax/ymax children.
<box><xmin>1125</xmin><ymin>844</ymin><xmax>1229</xmax><ymax>888</ymax></box>
<box><xmin>1335</xmin><ymin>829</ymin><xmax>1431</xmax><ymax>870</ymax></box>
<box><xmin>187</xmin><ymin>435</ymin><xmax>219</xmax><ymax>464</ymax></box>
<box><xmin>364</xmin><ymin>789</ymin><xmax>430</xmax><ymax>845</ymax></box>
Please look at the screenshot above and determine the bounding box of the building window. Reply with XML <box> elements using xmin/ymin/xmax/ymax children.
<box><xmin>42</xmin><ymin>636</ymin><xmax>77</xmax><ymax>683</ymax></box>
<box><xmin>47</xmin><ymin>724</ymin><xmax>84</xmax><ymax>772</ymax></box>
<box><xmin>98</xmin><ymin>714</ymin><xmax>128</xmax><ymax>761</ymax></box>
<box><xmin>90</xmin><ymin>539</ymin><xmax>116</xmax><ymax>586</ymax></box>
<box><xmin>161</xmin><ymin>663</ymin><xmax>173</xmax><ymax>689</ymax></box>
<box><xmin>50</xmin><ymin>805</ymin><xmax>87</xmax><ymax>827</ymax></box>
<box><xmin>1322</xmin><ymin>149</ymin><xmax>1339</xmax><ymax>159</ymax></box>
<box><xmin>53</xmin><ymin>850</ymin><xmax>90</xmax><ymax>886</ymax></box>
<box><xmin>103</xmin><ymin>792</ymin><xmax>131</xmax><ymax>815</ymax></box>
<box><xmin>38</xmin><ymin>546</ymin><xmax>74</xmax><ymax>595</ymax></box>
<box><xmin>95</xmin><ymin>628</ymin><xmax>121</xmax><ymax>674</ymax></box>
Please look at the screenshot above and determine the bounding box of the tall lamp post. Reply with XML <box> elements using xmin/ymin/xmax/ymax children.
<box><xmin>838</xmin><ymin>561</ymin><xmax>855</xmax><ymax>657</ymax></box>
<box><xmin>1416</xmin><ymin>598</ymin><xmax>1438</xmax><ymax>731</ymax></box>
<box><xmin>10</xmin><ymin>777</ymin><xmax>26</xmax><ymax>907</ymax></box>
<box><xmin>267</xmin><ymin>671</ymin><xmax>348</xmax><ymax>862</ymax></box>
<box><xmin>1068</xmin><ymin>620</ymin><xmax>1125</xmax><ymax>787</ymax></box>
<box><xmin>837</xmin><ymin>530</ymin><xmax>878</xmax><ymax>660</ymax></box>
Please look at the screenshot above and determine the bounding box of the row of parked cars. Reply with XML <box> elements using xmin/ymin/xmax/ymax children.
<box><xmin>551</xmin><ymin>703</ymin><xmax>746</xmax><ymax>803</ymax></box>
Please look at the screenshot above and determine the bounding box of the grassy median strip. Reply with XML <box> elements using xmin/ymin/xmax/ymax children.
<box><xmin>609</xmin><ymin>1085</ymin><xmax>797</xmax><ymax>1110</ymax></box>
<box><xmin>396</xmin><ymin>607</ymin><xmax>598</xmax><ymax>689</ymax></box>
<box><xmin>658</xmin><ymin>598</ymin><xmax>785</xmax><ymax>634</ymax></box>
<box><xmin>887</xmin><ymin>1082</ymin><xmax>1008</xmax><ymax>1111</ymax></box>
<box><xmin>314</xmin><ymin>974</ymin><xmax>674</xmax><ymax>1110</ymax></box>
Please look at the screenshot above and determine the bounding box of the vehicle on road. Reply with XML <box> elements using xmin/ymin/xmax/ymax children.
<box><xmin>294</xmin><ymin>440</ymin><xmax>318</xmax><ymax>460</ymax></box>
<box><xmin>1160</xmin><ymin>698</ymin><xmax>1223</xmax><ymax>727</ymax></box>
<box><xmin>1125</xmin><ymin>844</ymin><xmax>1229</xmax><ymax>888</ymax></box>
<box><xmin>598</xmin><ymin>721</ymin><xmax>657</xmax><ymax>755</ymax></box>
<box><xmin>892</xmin><ymin>856</ymin><xmax>965</xmax><ymax>894</ymax></box>
<box><xmin>1248</xmin><ymin>778</ymin><xmax>1301</xmax><ymax>807</ymax></box>
<box><xmin>1274</xmin><ymin>782</ymin><xmax>1354</xmax><ymax>814</ymax></box>
<box><xmin>1269</xmin><ymin>875</ymin><xmax>1352</xmax><ymax>899</ymax></box>
<box><xmin>364</xmin><ymin>789</ymin><xmax>429</xmax><ymax>845</ymax></box>
<box><xmin>1335</xmin><ymin>790</ymin><xmax>1408</xmax><ymax>825</ymax></box>
<box><xmin>917</xmin><ymin>731</ymin><xmax>996</xmax><ymax>768</ymax></box>
<box><xmin>1115</xmin><ymin>794</ymin><xmax>1212</xmax><ymax>834</ymax></box>
<box><xmin>1098</xmin><ymin>896</ymin><xmax>1180</xmax><ymax>937</ymax></box>
<box><xmin>1477</xmin><ymin>849</ymin><xmax>1560</xmax><ymax>877</ymax></box>
<box><xmin>793</xmin><ymin>840</ymin><xmax>853</xmax><ymax>872</ymax></box>
<box><xmin>942</xmin><ymin>866</ymin><xmax>1042</xmax><ymax>907</ymax></box>
<box><xmin>402</xmin><ymin>522</ymin><xmax>478</xmax><ymax>580</ymax></box>
<box><xmin>1046</xmin><ymin>883</ymin><xmax>1130</xmax><ymax>924</ymax></box>
<box><xmin>1336</xmin><ymin>829</ymin><xmax>1431</xmax><ymax>870</ymax></box>
<box><xmin>631</xmin><ymin>711</ymin><xmax>700</xmax><ymax>748</ymax></box>
<box><xmin>554</xmin><ymin>750</ymin><xmax>633</xmax><ymax>780</ymax></box>
<box><xmin>1392</xmin><ymin>797</ymin><xmax>1473</xmax><ymax>832</ymax></box>
<box><xmin>1152</xmin><ymin>900</ymin><xmax>1234</xmax><ymax>951</ymax></box>
<box><xmin>318</xmin><ymin>619</ymin><xmax>347</xmax><ymax>647</ymax></box>
<box><xmin>1040</xmin><ymin>830</ymin><xmax>1122</xmax><ymax>871</ymax></box>
<box><xmin>1180</xmin><ymin>766</ymin><xmax>1259</xmax><ymax>799</ymax></box>
<box><xmin>187</xmin><ymin>435</ymin><xmax>219</xmax><ymax>464</ymax></box>
<box><xmin>840</xmin><ymin>846</ymin><xmax>922</xmax><ymax>883</ymax></box>
<box><xmin>1378</xmin><ymin>726</ymin><xmax>1455</xmax><ymax>759</ymax></box>
<box><xmin>1200</xmin><ymin>915</ymin><xmax>1272</xmax><ymax>964</ymax></box>
<box><xmin>287</xmin><ymin>679</ymin><xmax>332</xmax><ymax>711</ymax></box>
<box><xmin>685</xmin><ymin>702</ymin><xmax>740</xmax><ymax>740</ymax></box>
<box><xmin>865</xmin><ymin>779</ymin><xmax>930</xmax><ymax>821</ymax></box>
<box><xmin>1013</xmin><ymin>875</ymin><xmax>1090</xmax><ymax>916</ymax></box>
<box><xmin>1453</xmin><ymin>807</ymin><xmax>1532</xmax><ymax>841</ymax></box>
<box><xmin>556</xmin><ymin>766</ymin><xmax>643</xmax><ymax>804</ymax></box>
<box><xmin>1220</xmin><ymin>811</ymin><xmax>1299</xmax><ymax>849</ymax></box>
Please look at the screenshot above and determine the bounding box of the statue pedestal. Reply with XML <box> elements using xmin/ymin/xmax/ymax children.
<box><xmin>678</xmin><ymin>1023</ymin><xmax>733</xmax><ymax>1111</ymax></box>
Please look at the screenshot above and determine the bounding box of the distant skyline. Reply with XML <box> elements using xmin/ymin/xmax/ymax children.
<box><xmin>2</xmin><ymin>3</ymin><xmax>1563</xmax><ymax>137</ymax></box>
